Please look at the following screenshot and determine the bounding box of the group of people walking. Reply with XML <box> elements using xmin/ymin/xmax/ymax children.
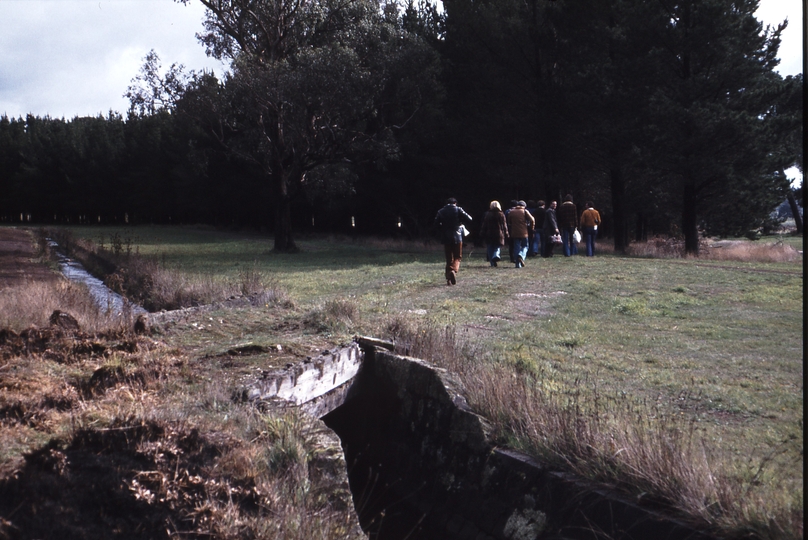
<box><xmin>434</xmin><ymin>196</ymin><xmax>601</xmax><ymax>285</ymax></box>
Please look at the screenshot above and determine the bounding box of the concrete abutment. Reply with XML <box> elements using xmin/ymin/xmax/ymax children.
<box><xmin>242</xmin><ymin>338</ymin><xmax>718</xmax><ymax>540</ymax></box>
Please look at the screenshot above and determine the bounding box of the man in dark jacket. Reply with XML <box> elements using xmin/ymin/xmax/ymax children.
<box><xmin>557</xmin><ymin>194</ymin><xmax>579</xmax><ymax>256</ymax></box>
<box><xmin>435</xmin><ymin>197</ymin><xmax>473</xmax><ymax>285</ymax></box>
<box><xmin>530</xmin><ymin>200</ymin><xmax>546</xmax><ymax>257</ymax></box>
<box><xmin>542</xmin><ymin>200</ymin><xmax>559</xmax><ymax>258</ymax></box>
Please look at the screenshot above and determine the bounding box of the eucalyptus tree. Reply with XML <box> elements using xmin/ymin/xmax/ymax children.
<box><xmin>173</xmin><ymin>0</ymin><xmax>441</xmax><ymax>251</ymax></box>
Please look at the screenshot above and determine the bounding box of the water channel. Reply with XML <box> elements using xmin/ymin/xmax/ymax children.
<box><xmin>48</xmin><ymin>239</ymin><xmax>147</xmax><ymax>317</ymax></box>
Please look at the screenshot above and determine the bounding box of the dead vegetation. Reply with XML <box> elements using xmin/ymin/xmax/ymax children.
<box><xmin>386</xmin><ymin>318</ymin><xmax>803</xmax><ymax>540</ymax></box>
<box><xmin>0</xmin><ymin>279</ymin><xmax>137</xmax><ymax>333</ymax></box>
<box><xmin>0</xmin><ymin>314</ymin><xmax>362</xmax><ymax>540</ymax></box>
<box><xmin>44</xmin><ymin>228</ymin><xmax>289</xmax><ymax>312</ymax></box>
<box><xmin>700</xmin><ymin>239</ymin><xmax>802</xmax><ymax>262</ymax></box>
<box><xmin>626</xmin><ymin>235</ymin><xmax>802</xmax><ymax>262</ymax></box>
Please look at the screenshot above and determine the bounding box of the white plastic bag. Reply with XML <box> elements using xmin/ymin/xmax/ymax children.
<box><xmin>573</xmin><ymin>228</ymin><xmax>582</xmax><ymax>243</ymax></box>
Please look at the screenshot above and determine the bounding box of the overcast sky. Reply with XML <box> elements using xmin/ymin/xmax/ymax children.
<box><xmin>0</xmin><ymin>0</ymin><xmax>222</xmax><ymax>119</ymax></box>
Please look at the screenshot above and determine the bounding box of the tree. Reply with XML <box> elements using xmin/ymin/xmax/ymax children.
<box><xmin>440</xmin><ymin>0</ymin><xmax>570</xmax><ymax>203</ymax></box>
<box><xmin>543</xmin><ymin>0</ymin><xmax>664</xmax><ymax>252</ymax></box>
<box><xmin>642</xmin><ymin>0</ymin><xmax>790</xmax><ymax>253</ymax></box>
<box><xmin>171</xmin><ymin>0</ymin><xmax>441</xmax><ymax>251</ymax></box>
<box><xmin>768</xmin><ymin>74</ymin><xmax>803</xmax><ymax>234</ymax></box>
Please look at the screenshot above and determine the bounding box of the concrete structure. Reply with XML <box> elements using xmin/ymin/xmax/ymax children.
<box><xmin>240</xmin><ymin>338</ymin><xmax>719</xmax><ymax>540</ymax></box>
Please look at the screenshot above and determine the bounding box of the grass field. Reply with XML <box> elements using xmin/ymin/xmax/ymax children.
<box><xmin>7</xmin><ymin>225</ymin><xmax>804</xmax><ymax>539</ymax></box>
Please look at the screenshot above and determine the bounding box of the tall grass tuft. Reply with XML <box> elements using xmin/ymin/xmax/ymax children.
<box><xmin>702</xmin><ymin>240</ymin><xmax>802</xmax><ymax>263</ymax></box>
<box><xmin>386</xmin><ymin>318</ymin><xmax>803</xmax><ymax>540</ymax></box>
<box><xmin>626</xmin><ymin>236</ymin><xmax>802</xmax><ymax>262</ymax></box>
<box><xmin>304</xmin><ymin>299</ymin><xmax>360</xmax><ymax>334</ymax></box>
<box><xmin>0</xmin><ymin>279</ymin><xmax>134</xmax><ymax>333</ymax></box>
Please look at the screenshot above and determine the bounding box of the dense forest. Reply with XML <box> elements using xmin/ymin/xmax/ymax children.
<box><xmin>0</xmin><ymin>0</ymin><xmax>802</xmax><ymax>254</ymax></box>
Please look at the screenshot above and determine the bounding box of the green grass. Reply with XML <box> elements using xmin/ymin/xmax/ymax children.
<box><xmin>63</xmin><ymin>226</ymin><xmax>802</xmax><ymax>423</ymax></box>
<box><xmin>59</xmin><ymin>225</ymin><xmax>803</xmax><ymax>538</ymax></box>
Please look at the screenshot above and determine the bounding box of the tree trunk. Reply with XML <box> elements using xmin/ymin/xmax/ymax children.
<box><xmin>682</xmin><ymin>180</ymin><xmax>699</xmax><ymax>256</ymax></box>
<box><xmin>786</xmin><ymin>189</ymin><xmax>803</xmax><ymax>234</ymax></box>
<box><xmin>272</xmin><ymin>168</ymin><xmax>298</xmax><ymax>253</ymax></box>
<box><xmin>610</xmin><ymin>159</ymin><xmax>628</xmax><ymax>253</ymax></box>
<box><xmin>635</xmin><ymin>211</ymin><xmax>647</xmax><ymax>242</ymax></box>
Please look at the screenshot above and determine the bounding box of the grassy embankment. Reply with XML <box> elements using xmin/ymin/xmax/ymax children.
<box><xmin>1</xmin><ymin>225</ymin><xmax>803</xmax><ymax>539</ymax></box>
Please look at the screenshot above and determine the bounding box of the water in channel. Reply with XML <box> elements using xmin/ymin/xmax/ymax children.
<box><xmin>48</xmin><ymin>239</ymin><xmax>147</xmax><ymax>317</ymax></box>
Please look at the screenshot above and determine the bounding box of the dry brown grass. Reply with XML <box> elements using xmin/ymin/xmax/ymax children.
<box><xmin>625</xmin><ymin>235</ymin><xmax>802</xmax><ymax>262</ymax></box>
<box><xmin>303</xmin><ymin>299</ymin><xmax>361</xmax><ymax>335</ymax></box>
<box><xmin>387</xmin><ymin>318</ymin><xmax>803</xmax><ymax>540</ymax></box>
<box><xmin>701</xmin><ymin>240</ymin><xmax>803</xmax><ymax>263</ymax></box>
<box><xmin>0</xmin><ymin>279</ymin><xmax>136</xmax><ymax>333</ymax></box>
<box><xmin>0</xmin><ymin>321</ymin><xmax>361</xmax><ymax>540</ymax></box>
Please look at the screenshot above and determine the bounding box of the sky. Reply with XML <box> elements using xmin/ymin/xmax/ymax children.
<box><xmin>0</xmin><ymin>0</ymin><xmax>223</xmax><ymax>119</ymax></box>
<box><xmin>0</xmin><ymin>0</ymin><xmax>803</xmax><ymax>182</ymax></box>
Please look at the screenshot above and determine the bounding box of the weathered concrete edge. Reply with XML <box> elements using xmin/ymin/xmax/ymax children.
<box><xmin>238</xmin><ymin>338</ymin><xmax>721</xmax><ymax>540</ymax></box>
<box><xmin>241</xmin><ymin>341</ymin><xmax>362</xmax><ymax>407</ymax></box>
<box><xmin>356</xmin><ymin>344</ymin><xmax>721</xmax><ymax>540</ymax></box>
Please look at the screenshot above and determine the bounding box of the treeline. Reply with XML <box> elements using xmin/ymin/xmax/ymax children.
<box><xmin>0</xmin><ymin>0</ymin><xmax>802</xmax><ymax>254</ymax></box>
<box><xmin>0</xmin><ymin>112</ymin><xmax>277</xmax><ymax>229</ymax></box>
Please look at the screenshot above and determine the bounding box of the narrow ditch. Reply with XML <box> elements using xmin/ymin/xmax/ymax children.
<box><xmin>47</xmin><ymin>238</ymin><xmax>147</xmax><ymax>316</ymax></box>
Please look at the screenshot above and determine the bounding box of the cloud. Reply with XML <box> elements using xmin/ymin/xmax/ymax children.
<box><xmin>0</xmin><ymin>0</ymin><xmax>223</xmax><ymax>119</ymax></box>
<box><xmin>755</xmin><ymin>0</ymin><xmax>803</xmax><ymax>76</ymax></box>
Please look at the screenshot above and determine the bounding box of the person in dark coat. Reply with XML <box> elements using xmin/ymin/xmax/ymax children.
<box><xmin>557</xmin><ymin>194</ymin><xmax>579</xmax><ymax>256</ymax></box>
<box><xmin>480</xmin><ymin>200</ymin><xmax>509</xmax><ymax>267</ymax></box>
<box><xmin>434</xmin><ymin>197</ymin><xmax>473</xmax><ymax>285</ymax></box>
<box><xmin>504</xmin><ymin>199</ymin><xmax>519</xmax><ymax>263</ymax></box>
<box><xmin>542</xmin><ymin>200</ymin><xmax>559</xmax><ymax>258</ymax></box>
<box><xmin>530</xmin><ymin>200</ymin><xmax>546</xmax><ymax>257</ymax></box>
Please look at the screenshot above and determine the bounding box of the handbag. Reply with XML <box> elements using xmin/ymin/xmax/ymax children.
<box><xmin>573</xmin><ymin>228</ymin><xmax>582</xmax><ymax>243</ymax></box>
<box><xmin>551</xmin><ymin>234</ymin><xmax>562</xmax><ymax>245</ymax></box>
